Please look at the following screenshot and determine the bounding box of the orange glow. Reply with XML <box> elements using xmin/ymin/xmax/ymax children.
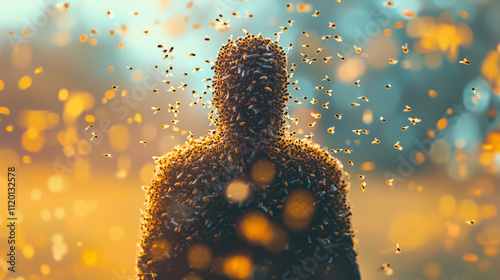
<box><xmin>297</xmin><ymin>3</ymin><xmax>312</xmax><ymax>13</ymax></box>
<box><xmin>394</xmin><ymin>21</ymin><xmax>405</xmax><ymax>29</ymax></box>
<box><xmin>402</xmin><ymin>10</ymin><xmax>416</xmax><ymax>18</ymax></box>
<box><xmin>81</xmin><ymin>249</ymin><xmax>98</xmax><ymax>266</ymax></box>
<box><xmin>407</xmin><ymin>12</ymin><xmax>472</xmax><ymax>61</ymax></box>
<box><xmin>436</xmin><ymin>118</ymin><xmax>448</xmax><ymax>130</ymax></box>
<box><xmin>223</xmin><ymin>255</ymin><xmax>252</xmax><ymax>279</ymax></box>
<box><xmin>337</xmin><ymin>57</ymin><xmax>366</xmax><ymax>82</ymax></box>
<box><xmin>226</xmin><ymin>180</ymin><xmax>251</xmax><ymax>202</ymax></box>
<box><xmin>462</xmin><ymin>253</ymin><xmax>478</xmax><ymax>262</ymax></box>
<box><xmin>18</xmin><ymin>75</ymin><xmax>32</xmax><ymax>90</ymax></box>
<box><xmin>238</xmin><ymin>211</ymin><xmax>273</xmax><ymax>245</ymax></box>
<box><xmin>360</xmin><ymin>161</ymin><xmax>375</xmax><ymax>171</ymax></box>
<box><xmin>187</xmin><ymin>245</ymin><xmax>212</xmax><ymax>270</ymax></box>
<box><xmin>88</xmin><ymin>38</ymin><xmax>98</xmax><ymax>46</ymax></box>
<box><xmin>283</xmin><ymin>189</ymin><xmax>315</xmax><ymax>231</ymax></box>
<box><xmin>250</xmin><ymin>160</ymin><xmax>276</xmax><ymax>185</ymax></box>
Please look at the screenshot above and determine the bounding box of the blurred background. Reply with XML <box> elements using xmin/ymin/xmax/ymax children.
<box><xmin>0</xmin><ymin>0</ymin><xmax>499</xmax><ymax>279</ymax></box>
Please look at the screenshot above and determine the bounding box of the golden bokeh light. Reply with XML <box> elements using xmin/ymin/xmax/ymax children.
<box><xmin>226</xmin><ymin>180</ymin><xmax>251</xmax><ymax>203</ymax></box>
<box><xmin>58</xmin><ymin>88</ymin><xmax>69</xmax><ymax>101</ymax></box>
<box><xmin>250</xmin><ymin>160</ymin><xmax>276</xmax><ymax>185</ymax></box>
<box><xmin>23</xmin><ymin>244</ymin><xmax>35</xmax><ymax>259</ymax></box>
<box><xmin>462</xmin><ymin>253</ymin><xmax>479</xmax><ymax>262</ymax></box>
<box><xmin>187</xmin><ymin>244</ymin><xmax>212</xmax><ymax>270</ymax></box>
<box><xmin>223</xmin><ymin>255</ymin><xmax>253</xmax><ymax>279</ymax></box>
<box><xmin>283</xmin><ymin>189</ymin><xmax>315</xmax><ymax>232</ymax></box>
<box><xmin>337</xmin><ymin>56</ymin><xmax>366</xmax><ymax>83</ymax></box>
<box><xmin>109</xmin><ymin>125</ymin><xmax>130</xmax><ymax>151</ymax></box>
<box><xmin>40</xmin><ymin>264</ymin><xmax>51</xmax><ymax>275</ymax></box>
<box><xmin>0</xmin><ymin>106</ymin><xmax>10</xmax><ymax>115</ymax></box>
<box><xmin>47</xmin><ymin>175</ymin><xmax>66</xmax><ymax>193</ymax></box>
<box><xmin>18</xmin><ymin>75</ymin><xmax>33</xmax><ymax>90</ymax></box>
<box><xmin>238</xmin><ymin>211</ymin><xmax>273</xmax><ymax>245</ymax></box>
<box><xmin>81</xmin><ymin>249</ymin><xmax>98</xmax><ymax>266</ymax></box>
<box><xmin>407</xmin><ymin>12</ymin><xmax>472</xmax><ymax>61</ymax></box>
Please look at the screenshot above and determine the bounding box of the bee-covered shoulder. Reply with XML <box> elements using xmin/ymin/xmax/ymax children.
<box><xmin>283</xmin><ymin>136</ymin><xmax>345</xmax><ymax>177</ymax></box>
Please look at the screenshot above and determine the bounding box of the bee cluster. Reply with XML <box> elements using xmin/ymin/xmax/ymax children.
<box><xmin>137</xmin><ymin>35</ymin><xmax>360</xmax><ymax>280</ymax></box>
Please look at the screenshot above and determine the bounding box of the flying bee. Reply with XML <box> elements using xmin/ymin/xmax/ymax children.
<box><xmin>151</xmin><ymin>107</ymin><xmax>161</xmax><ymax>114</ymax></box>
<box><xmin>396</xmin><ymin>243</ymin><xmax>402</xmax><ymax>254</ymax></box>
<box><xmin>372</xmin><ymin>138</ymin><xmax>380</xmax><ymax>144</ymax></box>
<box><xmin>388</xmin><ymin>58</ymin><xmax>398</xmax><ymax>64</ymax></box>
<box><xmin>327</xmin><ymin>126</ymin><xmax>335</xmax><ymax>134</ymax></box>
<box><xmin>103</xmin><ymin>153</ymin><xmax>112</xmax><ymax>158</ymax></box>
<box><xmin>465</xmin><ymin>219</ymin><xmax>475</xmax><ymax>225</ymax></box>
<box><xmin>140</xmin><ymin>140</ymin><xmax>147</xmax><ymax>145</ymax></box>
<box><xmin>394</xmin><ymin>141</ymin><xmax>403</xmax><ymax>150</ymax></box>
<box><xmin>402</xmin><ymin>43</ymin><xmax>409</xmax><ymax>53</ymax></box>
<box><xmin>90</xmin><ymin>132</ymin><xmax>98</xmax><ymax>141</ymax></box>
<box><xmin>353</xmin><ymin>45</ymin><xmax>362</xmax><ymax>53</ymax></box>
<box><xmin>333</xmin><ymin>34</ymin><xmax>343</xmax><ymax>42</ymax></box>
<box><xmin>408</xmin><ymin>117</ymin><xmax>421</xmax><ymax>125</ymax></box>
<box><xmin>85</xmin><ymin>124</ymin><xmax>94</xmax><ymax>130</ymax></box>
<box><xmin>459</xmin><ymin>58</ymin><xmax>470</xmax><ymax>65</ymax></box>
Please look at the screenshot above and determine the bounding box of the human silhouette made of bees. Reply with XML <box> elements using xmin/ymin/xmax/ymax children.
<box><xmin>137</xmin><ymin>34</ymin><xmax>360</xmax><ymax>280</ymax></box>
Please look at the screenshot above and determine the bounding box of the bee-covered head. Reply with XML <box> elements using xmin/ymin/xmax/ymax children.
<box><xmin>211</xmin><ymin>34</ymin><xmax>290</xmax><ymax>136</ymax></box>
